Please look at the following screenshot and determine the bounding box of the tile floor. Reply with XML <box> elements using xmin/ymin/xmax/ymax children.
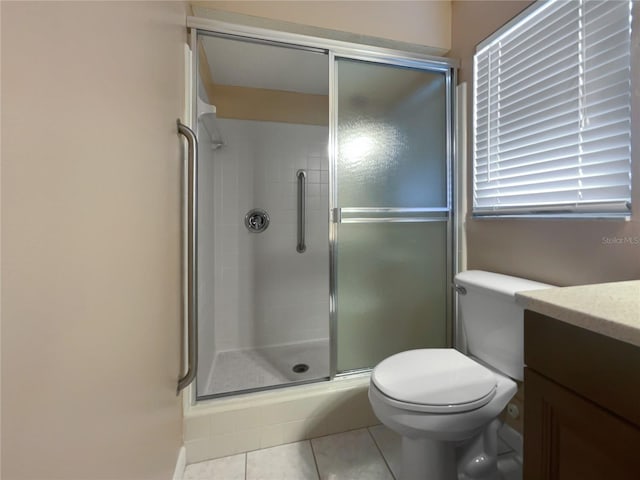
<box><xmin>183</xmin><ymin>425</ymin><xmax>522</xmax><ymax>480</ymax></box>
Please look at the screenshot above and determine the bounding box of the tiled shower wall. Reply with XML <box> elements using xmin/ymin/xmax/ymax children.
<box><xmin>202</xmin><ymin>118</ymin><xmax>330</xmax><ymax>356</ymax></box>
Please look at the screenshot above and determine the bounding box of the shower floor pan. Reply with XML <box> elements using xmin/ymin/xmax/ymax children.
<box><xmin>202</xmin><ymin>339</ymin><xmax>330</xmax><ymax>397</ymax></box>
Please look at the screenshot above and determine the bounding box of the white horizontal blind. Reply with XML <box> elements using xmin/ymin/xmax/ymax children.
<box><xmin>473</xmin><ymin>0</ymin><xmax>632</xmax><ymax>216</ymax></box>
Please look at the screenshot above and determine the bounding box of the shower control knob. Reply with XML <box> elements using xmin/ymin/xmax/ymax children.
<box><xmin>249</xmin><ymin>215</ymin><xmax>263</xmax><ymax>229</ymax></box>
<box><xmin>245</xmin><ymin>209</ymin><xmax>270</xmax><ymax>233</ymax></box>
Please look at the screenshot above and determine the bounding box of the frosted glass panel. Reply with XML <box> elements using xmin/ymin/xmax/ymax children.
<box><xmin>336</xmin><ymin>222</ymin><xmax>448</xmax><ymax>372</ymax></box>
<box><xmin>337</xmin><ymin>58</ymin><xmax>447</xmax><ymax>208</ymax></box>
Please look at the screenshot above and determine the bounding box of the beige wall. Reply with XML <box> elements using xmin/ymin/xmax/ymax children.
<box><xmin>198</xmin><ymin>52</ymin><xmax>328</xmax><ymax>125</ymax></box>
<box><xmin>194</xmin><ymin>0</ymin><xmax>451</xmax><ymax>52</ymax></box>
<box><xmin>1</xmin><ymin>2</ymin><xmax>186</xmax><ymax>479</ymax></box>
<box><xmin>451</xmin><ymin>1</ymin><xmax>640</xmax><ymax>286</ymax></box>
<box><xmin>209</xmin><ymin>84</ymin><xmax>328</xmax><ymax>126</ymax></box>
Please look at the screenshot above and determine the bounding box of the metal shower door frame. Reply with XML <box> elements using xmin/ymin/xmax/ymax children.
<box><xmin>328</xmin><ymin>52</ymin><xmax>457</xmax><ymax>378</ymax></box>
<box><xmin>185</xmin><ymin>17</ymin><xmax>458</xmax><ymax>400</ymax></box>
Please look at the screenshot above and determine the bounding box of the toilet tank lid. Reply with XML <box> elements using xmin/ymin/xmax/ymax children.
<box><xmin>455</xmin><ymin>270</ymin><xmax>553</xmax><ymax>297</ymax></box>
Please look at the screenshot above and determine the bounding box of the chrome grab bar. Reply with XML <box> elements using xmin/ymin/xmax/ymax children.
<box><xmin>177</xmin><ymin>119</ymin><xmax>198</xmax><ymax>394</ymax></box>
<box><xmin>297</xmin><ymin>169</ymin><xmax>307</xmax><ymax>253</ymax></box>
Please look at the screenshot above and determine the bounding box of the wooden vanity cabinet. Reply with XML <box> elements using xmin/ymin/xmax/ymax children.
<box><xmin>523</xmin><ymin>311</ymin><xmax>640</xmax><ymax>480</ymax></box>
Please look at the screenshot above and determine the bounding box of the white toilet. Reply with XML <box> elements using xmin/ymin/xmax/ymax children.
<box><xmin>368</xmin><ymin>270</ymin><xmax>551</xmax><ymax>480</ymax></box>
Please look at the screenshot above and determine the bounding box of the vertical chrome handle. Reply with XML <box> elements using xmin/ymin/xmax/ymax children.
<box><xmin>177</xmin><ymin>119</ymin><xmax>198</xmax><ymax>394</ymax></box>
<box><xmin>297</xmin><ymin>169</ymin><xmax>307</xmax><ymax>253</ymax></box>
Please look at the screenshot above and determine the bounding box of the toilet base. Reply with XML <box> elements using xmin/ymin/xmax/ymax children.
<box><xmin>458</xmin><ymin>418</ymin><xmax>501</xmax><ymax>480</ymax></box>
<box><xmin>400</xmin><ymin>436</ymin><xmax>456</xmax><ymax>480</ymax></box>
<box><xmin>397</xmin><ymin>419</ymin><xmax>503</xmax><ymax>480</ymax></box>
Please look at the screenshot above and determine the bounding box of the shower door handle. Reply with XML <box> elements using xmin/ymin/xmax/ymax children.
<box><xmin>297</xmin><ymin>170</ymin><xmax>307</xmax><ymax>253</ymax></box>
<box><xmin>177</xmin><ymin>119</ymin><xmax>198</xmax><ymax>394</ymax></box>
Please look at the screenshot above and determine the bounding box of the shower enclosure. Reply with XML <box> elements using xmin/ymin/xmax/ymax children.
<box><xmin>187</xmin><ymin>22</ymin><xmax>456</xmax><ymax>400</ymax></box>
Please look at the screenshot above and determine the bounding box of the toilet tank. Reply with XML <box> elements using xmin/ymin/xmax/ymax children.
<box><xmin>454</xmin><ymin>271</ymin><xmax>552</xmax><ymax>381</ymax></box>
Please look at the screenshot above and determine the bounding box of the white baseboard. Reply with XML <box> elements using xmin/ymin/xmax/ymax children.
<box><xmin>173</xmin><ymin>445</ymin><xmax>186</xmax><ymax>480</ymax></box>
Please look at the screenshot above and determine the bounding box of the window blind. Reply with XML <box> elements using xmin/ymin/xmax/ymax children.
<box><xmin>473</xmin><ymin>0</ymin><xmax>632</xmax><ymax>216</ymax></box>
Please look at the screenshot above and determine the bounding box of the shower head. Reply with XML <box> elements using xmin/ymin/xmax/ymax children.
<box><xmin>197</xmin><ymin>98</ymin><xmax>226</xmax><ymax>150</ymax></box>
<box><xmin>198</xmin><ymin>112</ymin><xmax>225</xmax><ymax>150</ymax></box>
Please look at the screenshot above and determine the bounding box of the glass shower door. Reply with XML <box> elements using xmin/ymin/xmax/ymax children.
<box><xmin>195</xmin><ymin>32</ymin><xmax>331</xmax><ymax>398</ymax></box>
<box><xmin>333</xmin><ymin>57</ymin><xmax>452</xmax><ymax>373</ymax></box>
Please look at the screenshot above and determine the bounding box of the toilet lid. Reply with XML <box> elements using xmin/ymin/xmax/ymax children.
<box><xmin>372</xmin><ymin>349</ymin><xmax>497</xmax><ymax>409</ymax></box>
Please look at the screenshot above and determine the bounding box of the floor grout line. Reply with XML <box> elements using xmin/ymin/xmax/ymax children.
<box><xmin>185</xmin><ymin>426</ymin><xmax>521</xmax><ymax>480</ymax></box>
<box><xmin>309</xmin><ymin>438</ymin><xmax>322</xmax><ymax>480</ymax></box>
<box><xmin>367</xmin><ymin>427</ymin><xmax>397</xmax><ymax>480</ymax></box>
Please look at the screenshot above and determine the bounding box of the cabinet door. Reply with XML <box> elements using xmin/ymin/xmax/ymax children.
<box><xmin>524</xmin><ymin>368</ymin><xmax>640</xmax><ymax>480</ymax></box>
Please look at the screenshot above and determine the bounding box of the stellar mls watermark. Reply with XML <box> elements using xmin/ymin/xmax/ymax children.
<box><xmin>601</xmin><ymin>236</ymin><xmax>640</xmax><ymax>246</ymax></box>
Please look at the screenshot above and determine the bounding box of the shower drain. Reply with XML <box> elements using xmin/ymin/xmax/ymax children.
<box><xmin>292</xmin><ymin>363</ymin><xmax>309</xmax><ymax>374</ymax></box>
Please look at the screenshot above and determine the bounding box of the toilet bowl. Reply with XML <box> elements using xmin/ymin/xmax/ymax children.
<box><xmin>369</xmin><ymin>350</ymin><xmax>516</xmax><ymax>480</ymax></box>
<box><xmin>368</xmin><ymin>271</ymin><xmax>552</xmax><ymax>480</ymax></box>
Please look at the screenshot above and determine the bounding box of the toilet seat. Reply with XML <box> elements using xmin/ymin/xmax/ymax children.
<box><xmin>371</xmin><ymin>349</ymin><xmax>498</xmax><ymax>413</ymax></box>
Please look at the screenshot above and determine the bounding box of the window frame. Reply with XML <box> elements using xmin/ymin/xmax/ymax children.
<box><xmin>471</xmin><ymin>0</ymin><xmax>634</xmax><ymax>220</ymax></box>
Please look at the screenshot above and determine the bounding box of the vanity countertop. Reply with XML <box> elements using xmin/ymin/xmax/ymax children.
<box><xmin>516</xmin><ymin>280</ymin><xmax>640</xmax><ymax>348</ymax></box>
